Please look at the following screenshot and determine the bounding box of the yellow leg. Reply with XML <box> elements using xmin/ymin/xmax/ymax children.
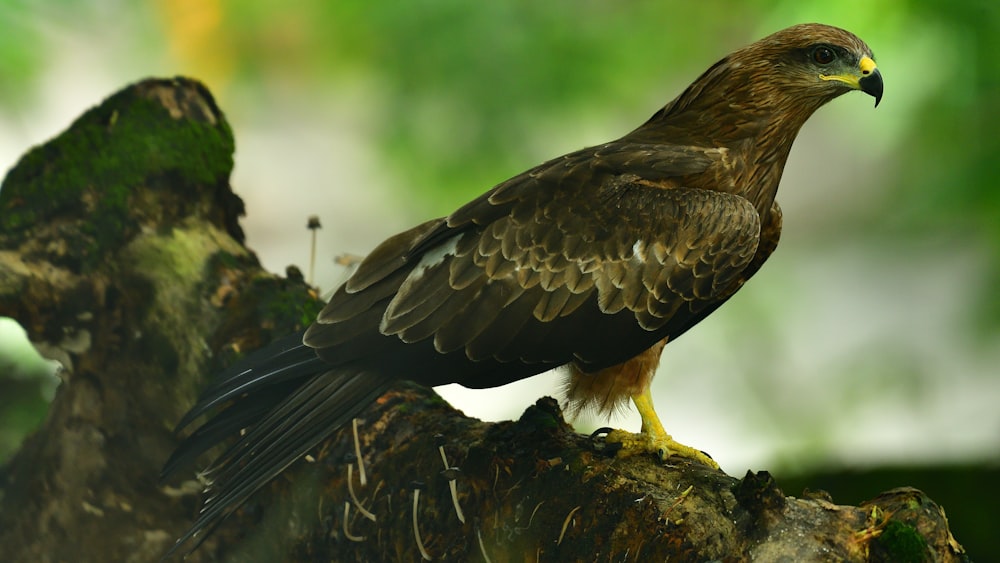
<box><xmin>599</xmin><ymin>387</ymin><xmax>719</xmax><ymax>469</ymax></box>
<box><xmin>633</xmin><ymin>387</ymin><xmax>668</xmax><ymax>436</ymax></box>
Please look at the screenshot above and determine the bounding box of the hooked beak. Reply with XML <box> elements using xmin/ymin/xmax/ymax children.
<box><xmin>820</xmin><ymin>55</ymin><xmax>884</xmax><ymax>107</ymax></box>
<box><xmin>858</xmin><ymin>67</ymin><xmax>883</xmax><ymax>107</ymax></box>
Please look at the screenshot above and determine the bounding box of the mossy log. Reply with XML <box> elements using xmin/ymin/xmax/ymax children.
<box><xmin>0</xmin><ymin>78</ymin><xmax>969</xmax><ymax>562</ymax></box>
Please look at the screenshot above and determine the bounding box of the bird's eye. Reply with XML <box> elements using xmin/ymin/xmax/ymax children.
<box><xmin>812</xmin><ymin>46</ymin><xmax>835</xmax><ymax>65</ymax></box>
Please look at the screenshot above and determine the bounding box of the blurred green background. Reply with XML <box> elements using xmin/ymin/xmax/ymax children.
<box><xmin>1</xmin><ymin>0</ymin><xmax>996</xmax><ymax>556</ymax></box>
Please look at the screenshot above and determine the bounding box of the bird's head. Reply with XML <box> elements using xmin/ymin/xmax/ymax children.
<box><xmin>738</xmin><ymin>23</ymin><xmax>883</xmax><ymax>110</ymax></box>
<box><xmin>650</xmin><ymin>23</ymin><xmax>883</xmax><ymax>140</ymax></box>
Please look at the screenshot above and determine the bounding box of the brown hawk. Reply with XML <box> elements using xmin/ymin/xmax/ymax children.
<box><xmin>164</xmin><ymin>22</ymin><xmax>883</xmax><ymax>553</ymax></box>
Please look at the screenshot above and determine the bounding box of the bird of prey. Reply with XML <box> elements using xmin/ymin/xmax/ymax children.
<box><xmin>163</xmin><ymin>23</ymin><xmax>883</xmax><ymax>552</ymax></box>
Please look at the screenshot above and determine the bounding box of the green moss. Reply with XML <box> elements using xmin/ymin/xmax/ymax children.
<box><xmin>131</xmin><ymin>228</ymin><xmax>211</xmax><ymax>287</ymax></box>
<box><xmin>875</xmin><ymin>520</ymin><xmax>928</xmax><ymax>563</ymax></box>
<box><xmin>251</xmin><ymin>277</ymin><xmax>325</xmax><ymax>331</ymax></box>
<box><xmin>421</xmin><ymin>392</ymin><xmax>451</xmax><ymax>408</ymax></box>
<box><xmin>0</xmin><ymin>81</ymin><xmax>235</xmax><ymax>258</ymax></box>
<box><xmin>516</xmin><ymin>402</ymin><xmax>561</xmax><ymax>430</ymax></box>
<box><xmin>209</xmin><ymin>249</ymin><xmax>250</xmax><ymax>270</ymax></box>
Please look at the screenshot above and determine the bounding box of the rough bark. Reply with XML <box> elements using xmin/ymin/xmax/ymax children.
<box><xmin>0</xmin><ymin>78</ymin><xmax>969</xmax><ymax>562</ymax></box>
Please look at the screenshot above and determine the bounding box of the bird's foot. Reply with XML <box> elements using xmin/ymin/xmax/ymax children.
<box><xmin>591</xmin><ymin>427</ymin><xmax>719</xmax><ymax>469</ymax></box>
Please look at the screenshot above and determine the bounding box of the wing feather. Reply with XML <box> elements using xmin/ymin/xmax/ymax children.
<box><xmin>464</xmin><ymin>288</ymin><xmax>540</xmax><ymax>360</ymax></box>
<box><xmin>434</xmin><ymin>279</ymin><xmax>525</xmax><ymax>353</ymax></box>
<box><xmin>449</xmin><ymin>249</ymin><xmax>483</xmax><ymax>289</ymax></box>
<box><xmin>313</xmin><ymin>143</ymin><xmax>761</xmax><ymax>378</ymax></box>
<box><xmin>381</xmin><ymin>258</ymin><xmax>457</xmax><ymax>329</ymax></box>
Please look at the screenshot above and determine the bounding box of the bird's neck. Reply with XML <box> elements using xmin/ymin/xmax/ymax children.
<box><xmin>639</xmin><ymin>55</ymin><xmax>827</xmax><ymax>146</ymax></box>
<box><xmin>630</xmin><ymin>61</ymin><xmax>826</xmax><ymax>216</ymax></box>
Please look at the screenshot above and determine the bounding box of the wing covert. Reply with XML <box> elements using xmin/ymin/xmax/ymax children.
<box><xmin>308</xmin><ymin>142</ymin><xmax>762</xmax><ymax>377</ymax></box>
<box><xmin>378</xmin><ymin>178</ymin><xmax>761</xmax><ymax>365</ymax></box>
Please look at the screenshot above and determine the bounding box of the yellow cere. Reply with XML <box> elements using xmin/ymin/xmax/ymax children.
<box><xmin>819</xmin><ymin>56</ymin><xmax>877</xmax><ymax>89</ymax></box>
<box><xmin>859</xmin><ymin>56</ymin><xmax>877</xmax><ymax>75</ymax></box>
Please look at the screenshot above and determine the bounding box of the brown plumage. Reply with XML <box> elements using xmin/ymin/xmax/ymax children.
<box><xmin>163</xmin><ymin>23</ymin><xmax>883</xmax><ymax>554</ymax></box>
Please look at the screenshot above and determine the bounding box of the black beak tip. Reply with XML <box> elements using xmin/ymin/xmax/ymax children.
<box><xmin>860</xmin><ymin>69</ymin><xmax>883</xmax><ymax>108</ymax></box>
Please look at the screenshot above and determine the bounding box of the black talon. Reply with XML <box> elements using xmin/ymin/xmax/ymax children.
<box><xmin>604</xmin><ymin>441</ymin><xmax>624</xmax><ymax>456</ymax></box>
<box><xmin>590</xmin><ymin>427</ymin><xmax>623</xmax><ymax>456</ymax></box>
<box><xmin>590</xmin><ymin>427</ymin><xmax>614</xmax><ymax>439</ymax></box>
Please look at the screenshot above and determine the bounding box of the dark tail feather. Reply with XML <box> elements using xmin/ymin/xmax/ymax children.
<box><xmin>170</xmin><ymin>333</ymin><xmax>323</xmax><ymax>434</ymax></box>
<box><xmin>162</xmin><ymin>333</ymin><xmax>393</xmax><ymax>558</ymax></box>
<box><xmin>160</xmin><ymin>380</ymin><xmax>298</xmax><ymax>478</ymax></box>
<box><xmin>161</xmin><ymin>333</ymin><xmax>320</xmax><ymax>480</ymax></box>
